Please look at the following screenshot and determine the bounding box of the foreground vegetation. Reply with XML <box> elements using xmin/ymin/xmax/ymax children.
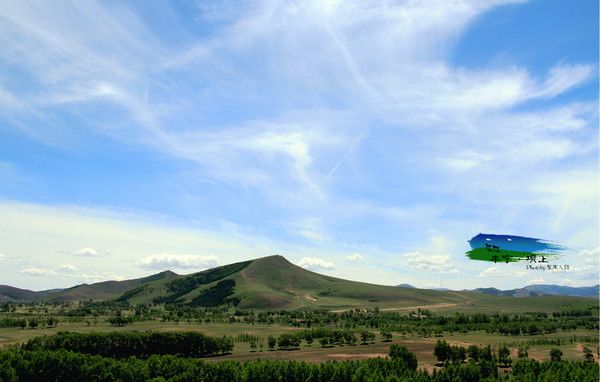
<box><xmin>1</xmin><ymin>288</ymin><xmax>597</xmax><ymax>381</ymax></box>
<box><xmin>0</xmin><ymin>344</ymin><xmax>597</xmax><ymax>382</ymax></box>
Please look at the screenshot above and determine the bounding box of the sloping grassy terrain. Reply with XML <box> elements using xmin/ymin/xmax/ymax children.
<box><xmin>32</xmin><ymin>255</ymin><xmax>598</xmax><ymax>312</ymax></box>
<box><xmin>0</xmin><ymin>285</ymin><xmax>63</xmax><ymax>303</ymax></box>
<box><xmin>228</xmin><ymin>256</ymin><xmax>470</xmax><ymax>310</ymax></box>
<box><xmin>41</xmin><ymin>270</ymin><xmax>178</xmax><ymax>302</ymax></box>
<box><xmin>117</xmin><ymin>256</ymin><xmax>477</xmax><ymax>310</ymax></box>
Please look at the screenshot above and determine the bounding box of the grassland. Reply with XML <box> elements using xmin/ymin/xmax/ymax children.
<box><xmin>5</xmin><ymin>255</ymin><xmax>595</xmax><ymax>315</ymax></box>
<box><xmin>1</xmin><ymin>319</ymin><xmax>597</xmax><ymax>370</ymax></box>
<box><xmin>1</xmin><ymin>254</ymin><xmax>597</xmax><ymax>375</ymax></box>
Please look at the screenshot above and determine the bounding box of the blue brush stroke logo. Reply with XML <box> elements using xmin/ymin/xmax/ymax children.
<box><xmin>466</xmin><ymin>233</ymin><xmax>565</xmax><ymax>263</ymax></box>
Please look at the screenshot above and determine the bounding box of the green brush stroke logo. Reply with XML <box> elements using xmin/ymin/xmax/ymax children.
<box><xmin>466</xmin><ymin>233</ymin><xmax>565</xmax><ymax>263</ymax></box>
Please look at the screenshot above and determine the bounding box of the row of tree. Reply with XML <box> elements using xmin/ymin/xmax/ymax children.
<box><xmin>0</xmin><ymin>317</ymin><xmax>57</xmax><ymax>329</ymax></box>
<box><xmin>22</xmin><ymin>331</ymin><xmax>233</xmax><ymax>359</ymax></box>
<box><xmin>261</xmin><ymin>329</ymin><xmax>380</xmax><ymax>351</ymax></box>
<box><xmin>0</xmin><ymin>347</ymin><xmax>597</xmax><ymax>382</ymax></box>
<box><xmin>433</xmin><ymin>340</ymin><xmax>595</xmax><ymax>367</ymax></box>
<box><xmin>3</xmin><ymin>303</ymin><xmax>596</xmax><ymax>336</ymax></box>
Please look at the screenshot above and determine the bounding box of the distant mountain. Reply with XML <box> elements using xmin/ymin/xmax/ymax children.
<box><xmin>471</xmin><ymin>284</ymin><xmax>599</xmax><ymax>298</ymax></box>
<box><xmin>114</xmin><ymin>256</ymin><xmax>472</xmax><ymax>310</ymax></box>
<box><xmin>0</xmin><ymin>285</ymin><xmax>63</xmax><ymax>303</ymax></box>
<box><xmin>42</xmin><ymin>270</ymin><xmax>179</xmax><ymax>302</ymax></box>
<box><xmin>3</xmin><ymin>257</ymin><xmax>598</xmax><ymax>310</ymax></box>
<box><xmin>397</xmin><ymin>283</ymin><xmax>415</xmax><ymax>288</ymax></box>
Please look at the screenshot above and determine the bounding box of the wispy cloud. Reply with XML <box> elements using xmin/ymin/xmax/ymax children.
<box><xmin>297</xmin><ymin>256</ymin><xmax>335</xmax><ymax>271</ymax></box>
<box><xmin>71</xmin><ymin>248</ymin><xmax>105</xmax><ymax>257</ymax></box>
<box><xmin>21</xmin><ymin>267</ymin><xmax>55</xmax><ymax>277</ymax></box>
<box><xmin>0</xmin><ymin>1</ymin><xmax>596</xmax><ymax>290</ymax></box>
<box><xmin>136</xmin><ymin>254</ymin><xmax>219</xmax><ymax>271</ymax></box>
<box><xmin>403</xmin><ymin>251</ymin><xmax>460</xmax><ymax>275</ymax></box>
<box><xmin>346</xmin><ymin>253</ymin><xmax>363</xmax><ymax>262</ymax></box>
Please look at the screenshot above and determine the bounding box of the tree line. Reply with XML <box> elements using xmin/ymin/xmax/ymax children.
<box><xmin>0</xmin><ymin>346</ymin><xmax>597</xmax><ymax>382</ymax></box>
<box><xmin>22</xmin><ymin>331</ymin><xmax>233</xmax><ymax>359</ymax></box>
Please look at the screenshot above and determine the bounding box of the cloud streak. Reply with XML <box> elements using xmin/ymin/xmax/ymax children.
<box><xmin>136</xmin><ymin>254</ymin><xmax>220</xmax><ymax>271</ymax></box>
<box><xmin>0</xmin><ymin>1</ymin><xmax>596</xmax><ymax>290</ymax></box>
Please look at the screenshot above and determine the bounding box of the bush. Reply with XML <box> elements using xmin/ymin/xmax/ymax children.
<box><xmin>389</xmin><ymin>344</ymin><xmax>418</xmax><ymax>371</ymax></box>
<box><xmin>550</xmin><ymin>348</ymin><xmax>563</xmax><ymax>361</ymax></box>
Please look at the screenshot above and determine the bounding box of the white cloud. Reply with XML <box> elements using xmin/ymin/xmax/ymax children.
<box><xmin>402</xmin><ymin>235</ymin><xmax>461</xmax><ymax>275</ymax></box>
<box><xmin>297</xmin><ymin>256</ymin><xmax>335</xmax><ymax>271</ymax></box>
<box><xmin>71</xmin><ymin>247</ymin><xmax>104</xmax><ymax>257</ymax></box>
<box><xmin>50</xmin><ymin>81</ymin><xmax>126</xmax><ymax>104</ymax></box>
<box><xmin>80</xmin><ymin>272</ymin><xmax>126</xmax><ymax>282</ymax></box>
<box><xmin>4</xmin><ymin>0</ymin><xmax>587</xmax><ymax>209</ymax></box>
<box><xmin>535</xmin><ymin>64</ymin><xmax>594</xmax><ymax>98</ymax></box>
<box><xmin>135</xmin><ymin>253</ymin><xmax>219</xmax><ymax>271</ymax></box>
<box><xmin>299</xmin><ymin>229</ymin><xmax>326</xmax><ymax>242</ymax></box>
<box><xmin>21</xmin><ymin>267</ymin><xmax>56</xmax><ymax>277</ymax></box>
<box><xmin>346</xmin><ymin>253</ymin><xmax>363</xmax><ymax>262</ymax></box>
<box><xmin>576</xmin><ymin>247</ymin><xmax>600</xmax><ymax>263</ymax></box>
<box><xmin>441</xmin><ymin>150</ymin><xmax>493</xmax><ymax>172</ymax></box>
<box><xmin>21</xmin><ymin>264</ymin><xmax>121</xmax><ymax>283</ymax></box>
<box><xmin>58</xmin><ymin>264</ymin><xmax>78</xmax><ymax>274</ymax></box>
<box><xmin>526</xmin><ymin>278</ymin><xmax>545</xmax><ymax>285</ymax></box>
<box><xmin>403</xmin><ymin>251</ymin><xmax>459</xmax><ymax>275</ymax></box>
<box><xmin>478</xmin><ymin>267</ymin><xmax>506</xmax><ymax>278</ymax></box>
<box><xmin>480</xmin><ymin>266</ymin><xmax>545</xmax><ymax>279</ymax></box>
<box><xmin>0</xmin><ymin>1</ymin><xmax>596</xmax><ymax>291</ymax></box>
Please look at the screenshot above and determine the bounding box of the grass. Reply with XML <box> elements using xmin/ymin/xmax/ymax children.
<box><xmin>1</xmin><ymin>319</ymin><xmax>597</xmax><ymax>370</ymax></box>
<box><xmin>13</xmin><ymin>255</ymin><xmax>597</xmax><ymax>314</ymax></box>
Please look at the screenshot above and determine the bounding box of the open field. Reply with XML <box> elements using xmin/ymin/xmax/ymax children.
<box><xmin>1</xmin><ymin>256</ymin><xmax>597</xmax><ymax>378</ymax></box>
<box><xmin>1</xmin><ymin>318</ymin><xmax>597</xmax><ymax>370</ymax></box>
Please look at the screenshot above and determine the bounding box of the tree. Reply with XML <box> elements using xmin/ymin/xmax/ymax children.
<box><xmin>46</xmin><ymin>317</ymin><xmax>57</xmax><ymax>327</ymax></box>
<box><xmin>389</xmin><ymin>344</ymin><xmax>418</xmax><ymax>371</ymax></box>
<box><xmin>277</xmin><ymin>334</ymin><xmax>299</xmax><ymax>350</ymax></box>
<box><xmin>319</xmin><ymin>337</ymin><xmax>329</xmax><ymax>348</ymax></box>
<box><xmin>450</xmin><ymin>346</ymin><xmax>466</xmax><ymax>364</ymax></box>
<box><xmin>434</xmin><ymin>340</ymin><xmax>451</xmax><ymax>365</ymax></box>
<box><xmin>267</xmin><ymin>336</ymin><xmax>276</xmax><ymax>351</ymax></box>
<box><xmin>498</xmin><ymin>345</ymin><xmax>511</xmax><ymax>367</ymax></box>
<box><xmin>550</xmin><ymin>348</ymin><xmax>563</xmax><ymax>361</ymax></box>
<box><xmin>250</xmin><ymin>340</ymin><xmax>257</xmax><ymax>352</ymax></box>
<box><xmin>108</xmin><ymin>316</ymin><xmax>130</xmax><ymax>327</ymax></box>
<box><xmin>360</xmin><ymin>331</ymin><xmax>369</xmax><ymax>345</ymax></box>
<box><xmin>583</xmin><ymin>347</ymin><xmax>594</xmax><ymax>363</ymax></box>
<box><xmin>467</xmin><ymin>345</ymin><xmax>480</xmax><ymax>361</ymax></box>
<box><xmin>481</xmin><ymin>345</ymin><xmax>494</xmax><ymax>361</ymax></box>
<box><xmin>517</xmin><ymin>346</ymin><xmax>529</xmax><ymax>359</ymax></box>
<box><xmin>28</xmin><ymin>318</ymin><xmax>39</xmax><ymax>329</ymax></box>
<box><xmin>381</xmin><ymin>330</ymin><xmax>393</xmax><ymax>342</ymax></box>
<box><xmin>305</xmin><ymin>333</ymin><xmax>313</xmax><ymax>347</ymax></box>
<box><xmin>345</xmin><ymin>332</ymin><xmax>357</xmax><ymax>346</ymax></box>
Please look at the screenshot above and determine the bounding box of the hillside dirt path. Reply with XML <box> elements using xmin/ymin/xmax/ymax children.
<box><xmin>286</xmin><ymin>288</ymin><xmax>313</xmax><ymax>309</ymax></box>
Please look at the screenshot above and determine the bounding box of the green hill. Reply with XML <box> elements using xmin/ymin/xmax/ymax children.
<box><xmin>15</xmin><ymin>255</ymin><xmax>596</xmax><ymax>313</ymax></box>
<box><xmin>114</xmin><ymin>255</ymin><xmax>481</xmax><ymax>310</ymax></box>
<box><xmin>0</xmin><ymin>285</ymin><xmax>63</xmax><ymax>302</ymax></box>
<box><xmin>42</xmin><ymin>270</ymin><xmax>178</xmax><ymax>302</ymax></box>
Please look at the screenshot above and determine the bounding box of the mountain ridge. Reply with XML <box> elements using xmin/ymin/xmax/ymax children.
<box><xmin>468</xmin><ymin>284</ymin><xmax>599</xmax><ymax>298</ymax></box>
<box><xmin>1</xmin><ymin>256</ymin><xmax>597</xmax><ymax>310</ymax></box>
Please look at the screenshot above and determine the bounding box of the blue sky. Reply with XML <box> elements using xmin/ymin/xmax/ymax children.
<box><xmin>0</xmin><ymin>0</ymin><xmax>598</xmax><ymax>290</ymax></box>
